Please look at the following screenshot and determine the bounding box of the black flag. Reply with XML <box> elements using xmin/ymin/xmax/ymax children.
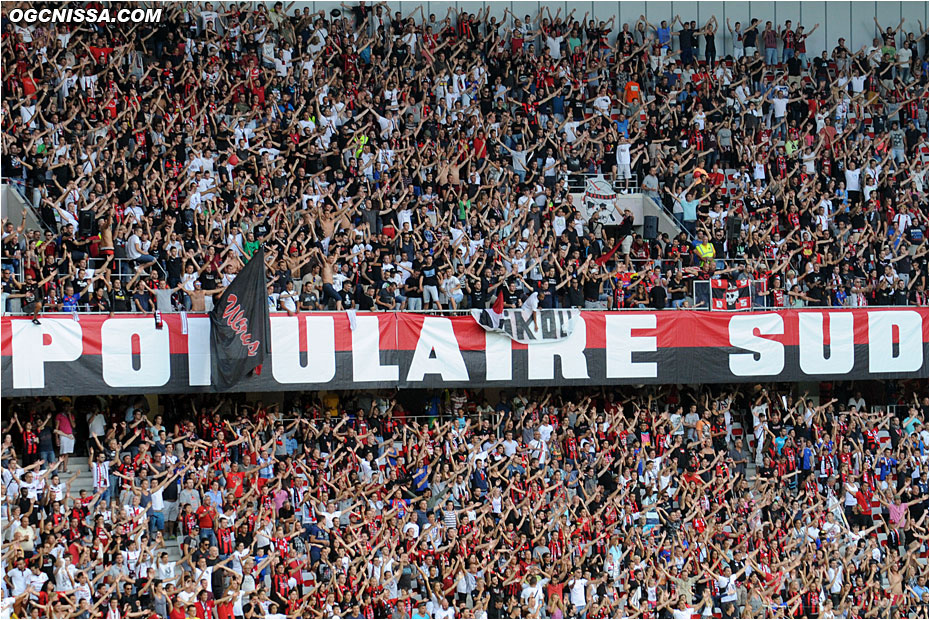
<box><xmin>210</xmin><ymin>247</ymin><xmax>270</xmax><ymax>390</ymax></box>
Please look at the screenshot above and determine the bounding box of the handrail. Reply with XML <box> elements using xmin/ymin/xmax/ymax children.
<box><xmin>0</xmin><ymin>305</ymin><xmax>923</xmax><ymax>317</ymax></box>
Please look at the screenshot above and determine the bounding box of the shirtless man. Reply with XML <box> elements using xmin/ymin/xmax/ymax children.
<box><xmin>317</xmin><ymin>191</ymin><xmax>355</xmax><ymax>253</ymax></box>
<box><xmin>314</xmin><ymin>247</ymin><xmax>344</xmax><ymax>310</ymax></box>
<box><xmin>97</xmin><ymin>212</ymin><xmax>114</xmax><ymax>257</ymax></box>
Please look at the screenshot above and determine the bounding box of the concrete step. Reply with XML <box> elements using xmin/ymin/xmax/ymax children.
<box><xmin>61</xmin><ymin>463</ymin><xmax>184</xmax><ymax>561</ymax></box>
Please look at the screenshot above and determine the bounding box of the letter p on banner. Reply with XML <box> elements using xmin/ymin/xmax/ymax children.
<box><xmin>11</xmin><ymin>319</ymin><xmax>82</xmax><ymax>389</ymax></box>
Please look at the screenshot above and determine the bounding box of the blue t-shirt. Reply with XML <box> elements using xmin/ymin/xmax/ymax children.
<box><xmin>614</xmin><ymin>118</ymin><xmax>629</xmax><ymax>137</ymax></box>
<box><xmin>681</xmin><ymin>199</ymin><xmax>699</xmax><ymax>222</ymax></box>
<box><xmin>658</xmin><ymin>26</ymin><xmax>671</xmax><ymax>47</ymax></box>
<box><xmin>774</xmin><ymin>436</ymin><xmax>787</xmax><ymax>454</ymax></box>
<box><xmin>62</xmin><ymin>293</ymin><xmax>80</xmax><ymax>312</ymax></box>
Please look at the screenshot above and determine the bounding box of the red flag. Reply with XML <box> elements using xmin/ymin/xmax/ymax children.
<box><xmin>492</xmin><ymin>289</ymin><xmax>504</xmax><ymax>316</ymax></box>
<box><xmin>595</xmin><ymin>238</ymin><xmax>625</xmax><ymax>267</ymax></box>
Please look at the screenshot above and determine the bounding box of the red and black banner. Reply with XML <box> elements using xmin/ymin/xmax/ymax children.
<box><xmin>1</xmin><ymin>308</ymin><xmax>927</xmax><ymax>396</ymax></box>
<box><xmin>209</xmin><ymin>247</ymin><xmax>270</xmax><ymax>390</ymax></box>
<box><xmin>711</xmin><ymin>279</ymin><xmax>751</xmax><ymax>311</ymax></box>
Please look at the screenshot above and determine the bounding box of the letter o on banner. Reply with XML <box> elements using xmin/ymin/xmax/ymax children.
<box><xmin>101</xmin><ymin>318</ymin><xmax>171</xmax><ymax>387</ymax></box>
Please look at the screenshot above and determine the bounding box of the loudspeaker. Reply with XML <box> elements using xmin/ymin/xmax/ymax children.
<box><xmin>727</xmin><ymin>215</ymin><xmax>743</xmax><ymax>241</ymax></box>
<box><xmin>78</xmin><ymin>209</ymin><xmax>97</xmax><ymax>238</ymax></box>
<box><xmin>643</xmin><ymin>215</ymin><xmax>659</xmax><ymax>240</ymax></box>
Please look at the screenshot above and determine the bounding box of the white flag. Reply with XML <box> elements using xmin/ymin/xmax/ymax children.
<box><xmin>346</xmin><ymin>309</ymin><xmax>357</xmax><ymax>331</ymax></box>
<box><xmin>521</xmin><ymin>292</ymin><xmax>539</xmax><ymax>322</ymax></box>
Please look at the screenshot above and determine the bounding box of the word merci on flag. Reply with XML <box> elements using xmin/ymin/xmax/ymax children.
<box><xmin>472</xmin><ymin>291</ymin><xmax>582</xmax><ymax>344</ymax></box>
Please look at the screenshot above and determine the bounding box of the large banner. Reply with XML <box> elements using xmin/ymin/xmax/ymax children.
<box><xmin>1</xmin><ymin>309</ymin><xmax>927</xmax><ymax>396</ymax></box>
<box><xmin>209</xmin><ymin>247</ymin><xmax>270</xmax><ymax>390</ymax></box>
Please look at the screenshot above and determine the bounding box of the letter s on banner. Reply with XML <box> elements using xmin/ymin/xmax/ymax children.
<box><xmin>101</xmin><ymin>318</ymin><xmax>171</xmax><ymax>387</ymax></box>
<box><xmin>868</xmin><ymin>310</ymin><xmax>923</xmax><ymax>373</ymax></box>
<box><xmin>11</xmin><ymin>319</ymin><xmax>82</xmax><ymax>389</ymax></box>
<box><xmin>728</xmin><ymin>314</ymin><xmax>785</xmax><ymax>376</ymax></box>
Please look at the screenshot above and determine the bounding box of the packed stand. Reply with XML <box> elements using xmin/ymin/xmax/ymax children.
<box><xmin>1</xmin><ymin>382</ymin><xmax>928</xmax><ymax>618</ymax></box>
<box><xmin>0</xmin><ymin>3</ymin><xmax>929</xmax><ymax>320</ymax></box>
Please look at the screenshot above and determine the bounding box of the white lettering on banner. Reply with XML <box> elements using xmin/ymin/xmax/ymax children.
<box><xmin>527</xmin><ymin>315</ymin><xmax>589</xmax><ymax>380</ymax></box>
<box><xmin>798</xmin><ymin>312</ymin><xmax>855</xmax><ymax>375</ymax></box>
<box><xmin>352</xmin><ymin>316</ymin><xmax>399</xmax><ymax>382</ymax></box>
<box><xmin>728</xmin><ymin>314</ymin><xmax>785</xmax><ymax>376</ymax></box>
<box><xmin>868</xmin><ymin>311</ymin><xmax>923</xmax><ymax>373</ymax></box>
<box><xmin>11</xmin><ymin>319</ymin><xmax>82</xmax><ymax>389</ymax></box>
<box><xmin>270</xmin><ymin>316</ymin><xmax>335</xmax><ymax>383</ymax></box>
<box><xmin>485</xmin><ymin>331</ymin><xmax>513</xmax><ymax>381</ymax></box>
<box><xmin>406</xmin><ymin>317</ymin><xmax>469</xmax><ymax>382</ymax></box>
<box><xmin>101</xmin><ymin>318</ymin><xmax>170</xmax><ymax>387</ymax></box>
<box><xmin>605</xmin><ymin>315</ymin><xmax>658</xmax><ymax>378</ymax></box>
<box><xmin>187</xmin><ymin>318</ymin><xmax>212</xmax><ymax>386</ymax></box>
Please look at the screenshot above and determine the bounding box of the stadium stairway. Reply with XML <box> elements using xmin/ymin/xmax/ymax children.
<box><xmin>68</xmin><ymin>462</ymin><xmax>184</xmax><ymax>563</ymax></box>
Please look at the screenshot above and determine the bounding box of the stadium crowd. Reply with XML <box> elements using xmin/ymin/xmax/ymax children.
<box><xmin>0</xmin><ymin>2</ymin><xmax>929</xmax><ymax>321</ymax></box>
<box><xmin>1</xmin><ymin>382</ymin><xmax>928</xmax><ymax>619</ymax></box>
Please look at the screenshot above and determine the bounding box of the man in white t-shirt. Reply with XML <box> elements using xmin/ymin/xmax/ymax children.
<box><xmin>156</xmin><ymin>552</ymin><xmax>178</xmax><ymax>585</ymax></box>
<box><xmin>520</xmin><ymin>574</ymin><xmax>549</xmax><ymax>613</ymax></box>
<box><xmin>545</xmin><ymin>33</ymin><xmax>564</xmax><ymax>59</ymax></box>
<box><xmin>615</xmin><ymin>137</ymin><xmax>632</xmax><ymax>181</ymax></box>
<box><xmin>568</xmin><ymin>568</ymin><xmax>598</xmax><ymax>615</ymax></box>
<box><xmin>7</xmin><ymin>558</ymin><xmax>29</xmax><ymax>596</ymax></box>
<box><xmin>432</xmin><ymin>597</ymin><xmax>456</xmax><ymax>620</ymax></box>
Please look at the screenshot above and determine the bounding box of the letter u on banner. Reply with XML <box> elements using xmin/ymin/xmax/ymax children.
<box><xmin>270</xmin><ymin>316</ymin><xmax>335</xmax><ymax>383</ymax></box>
<box><xmin>799</xmin><ymin>312</ymin><xmax>854</xmax><ymax>375</ymax></box>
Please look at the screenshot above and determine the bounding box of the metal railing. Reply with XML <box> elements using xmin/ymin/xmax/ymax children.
<box><xmin>1</xmin><ymin>303</ymin><xmax>921</xmax><ymax>318</ymax></box>
<box><xmin>693</xmin><ymin>279</ymin><xmax>770</xmax><ymax>310</ymax></box>
<box><xmin>567</xmin><ymin>171</ymin><xmax>640</xmax><ymax>194</ymax></box>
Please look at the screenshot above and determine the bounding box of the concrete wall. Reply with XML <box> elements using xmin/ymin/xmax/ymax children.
<box><xmin>0</xmin><ymin>184</ymin><xmax>43</xmax><ymax>232</ymax></box>
<box><xmin>286</xmin><ymin>1</ymin><xmax>926</xmax><ymax>55</ymax></box>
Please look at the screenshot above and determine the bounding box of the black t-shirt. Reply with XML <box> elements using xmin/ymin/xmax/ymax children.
<box><xmin>582</xmin><ymin>277</ymin><xmax>600</xmax><ymax>301</ymax></box>
<box><xmin>201</xmin><ymin>270</ymin><xmax>219</xmax><ymax>291</ymax></box>
<box><xmin>680</xmin><ymin>28</ymin><xmax>695</xmax><ymax>49</ymax></box>
<box><xmin>340</xmin><ymin>289</ymin><xmax>354</xmax><ymax>308</ymax></box>
<box><xmin>421</xmin><ymin>264</ymin><xmax>439</xmax><ymax>286</ymax></box>
<box><xmin>357</xmin><ymin>292</ymin><xmax>375</xmax><ymax>311</ymax></box>
<box><xmin>649</xmin><ymin>285</ymin><xmax>667</xmax><ymax>310</ymax></box>
<box><xmin>21</xmin><ymin>283</ymin><xmax>41</xmax><ymax>306</ymax></box>
<box><xmin>162</xmin><ymin>478</ymin><xmax>180</xmax><ymax>502</ymax></box>
<box><xmin>566</xmin><ymin>283</ymin><xmax>584</xmax><ymax>307</ymax></box>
